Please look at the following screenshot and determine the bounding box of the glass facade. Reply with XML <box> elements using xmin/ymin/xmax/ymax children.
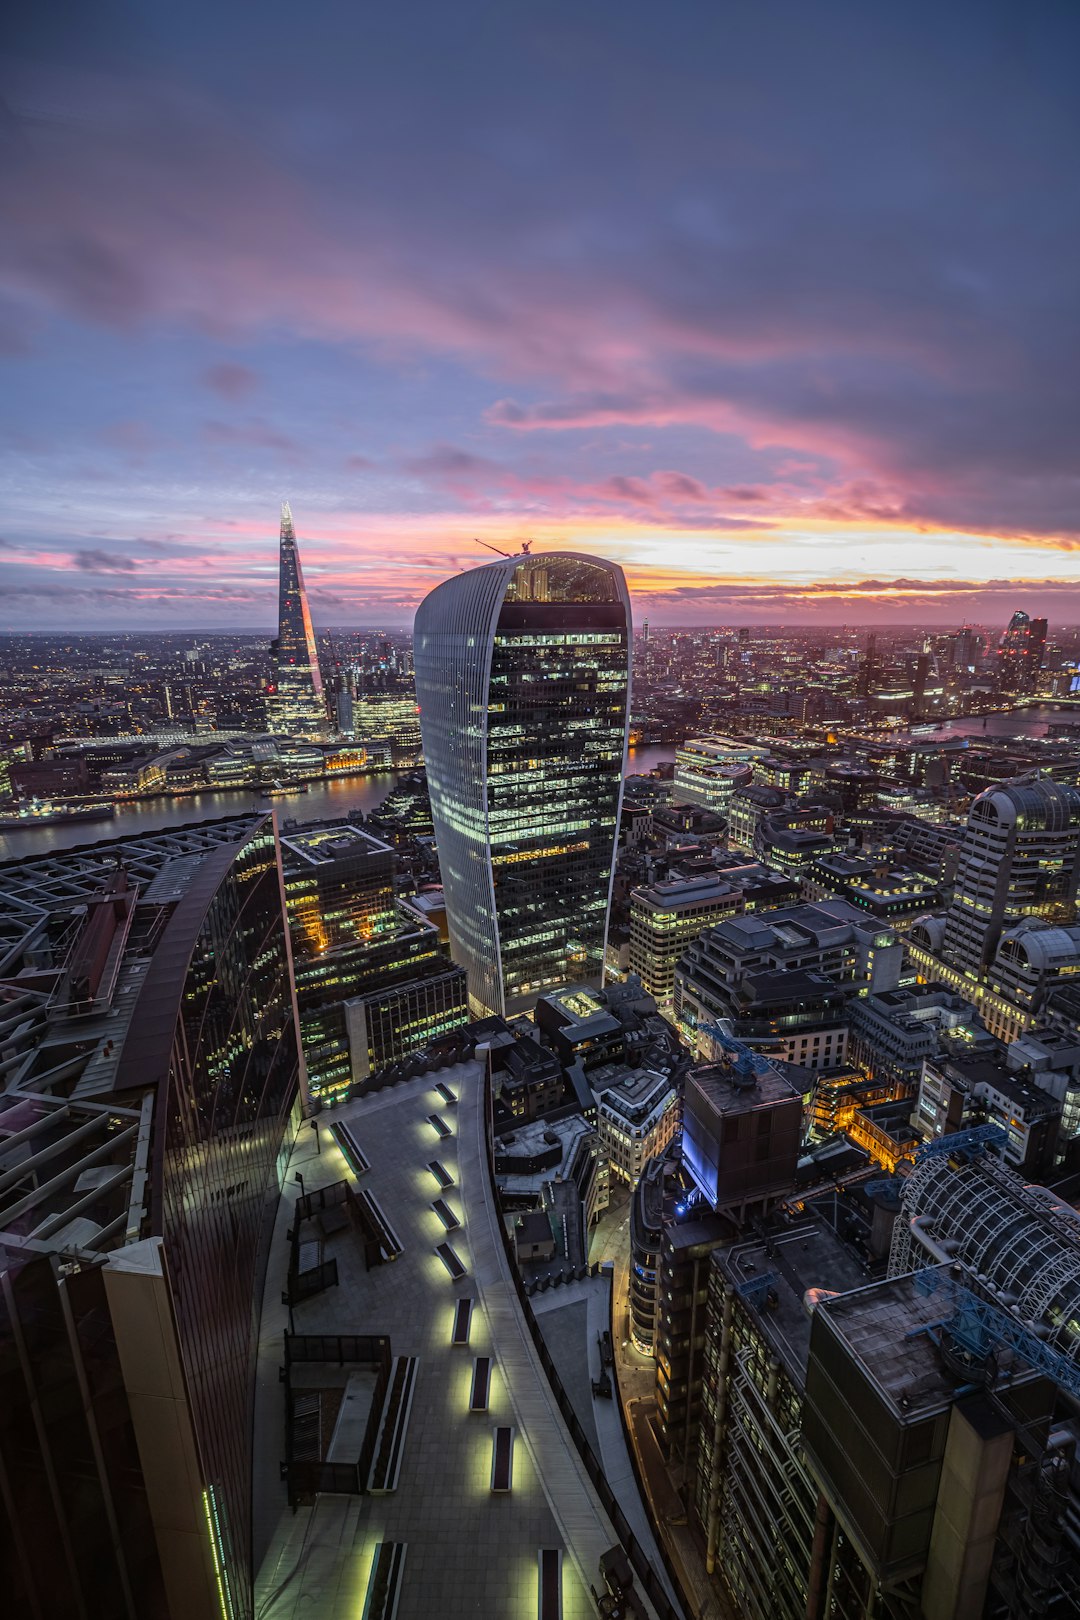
<box><xmin>281</xmin><ymin>823</ymin><xmax>468</xmax><ymax>1098</ymax></box>
<box><xmin>117</xmin><ymin>820</ymin><xmax>301</xmax><ymax>1620</ymax></box>
<box><xmin>271</xmin><ymin>502</ymin><xmax>326</xmax><ymax>737</ymax></box>
<box><xmin>415</xmin><ymin>552</ymin><xmax>631</xmax><ymax>1016</ymax></box>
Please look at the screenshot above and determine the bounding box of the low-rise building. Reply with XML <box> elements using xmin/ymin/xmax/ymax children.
<box><xmin>913</xmin><ymin>1050</ymin><xmax>1062</xmax><ymax>1175</ymax></box>
<box><xmin>592</xmin><ymin>1064</ymin><xmax>680</xmax><ymax>1185</ymax></box>
<box><xmin>493</xmin><ymin>1114</ymin><xmax>609</xmax><ymax>1263</ymax></box>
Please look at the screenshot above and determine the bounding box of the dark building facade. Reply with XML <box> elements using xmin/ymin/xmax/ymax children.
<box><xmin>0</xmin><ymin>815</ymin><xmax>301</xmax><ymax>1620</ymax></box>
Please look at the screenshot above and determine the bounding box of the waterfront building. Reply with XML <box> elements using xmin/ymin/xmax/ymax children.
<box><xmin>0</xmin><ymin>816</ymin><xmax>301</xmax><ymax>1620</ymax></box>
<box><xmin>998</xmin><ymin>608</ymin><xmax>1047</xmax><ymax>694</ymax></box>
<box><xmin>414</xmin><ymin>551</ymin><xmax>631</xmax><ymax>1017</ymax></box>
<box><xmin>628</xmin><ymin>872</ymin><xmax>743</xmax><ymax>1008</ymax></box>
<box><xmin>672</xmin><ymin>735</ymin><xmax>762</xmax><ymax>818</ymax></box>
<box><xmin>270</xmin><ymin>502</ymin><xmax>326</xmax><ymax>737</ymax></box>
<box><xmin>940</xmin><ymin>775</ymin><xmax>1080</xmax><ymax>979</ymax></box>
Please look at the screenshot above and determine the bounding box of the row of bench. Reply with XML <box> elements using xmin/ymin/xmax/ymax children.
<box><xmin>359</xmin><ymin>1542</ymin><xmax>563</xmax><ymax>1620</ymax></box>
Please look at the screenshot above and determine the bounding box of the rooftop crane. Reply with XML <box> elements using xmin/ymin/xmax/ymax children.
<box><xmin>473</xmin><ymin>538</ymin><xmax>534</xmax><ymax>558</ymax></box>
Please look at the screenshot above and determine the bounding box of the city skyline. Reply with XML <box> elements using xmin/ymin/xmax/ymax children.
<box><xmin>4</xmin><ymin>4</ymin><xmax>1080</xmax><ymax>630</ymax></box>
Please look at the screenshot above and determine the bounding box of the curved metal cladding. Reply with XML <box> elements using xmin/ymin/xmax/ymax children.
<box><xmin>894</xmin><ymin>1154</ymin><xmax>1080</xmax><ymax>1362</ymax></box>
<box><xmin>415</xmin><ymin>552</ymin><xmax>631</xmax><ymax>1017</ymax></box>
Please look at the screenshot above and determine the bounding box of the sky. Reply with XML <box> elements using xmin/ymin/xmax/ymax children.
<box><xmin>2</xmin><ymin>1</ymin><xmax>1079</xmax><ymax>630</ymax></box>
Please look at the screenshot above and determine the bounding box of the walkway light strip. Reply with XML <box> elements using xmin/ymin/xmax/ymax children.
<box><xmin>202</xmin><ymin>1487</ymin><xmax>235</xmax><ymax>1620</ymax></box>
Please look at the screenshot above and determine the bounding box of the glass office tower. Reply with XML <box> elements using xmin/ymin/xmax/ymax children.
<box><xmin>415</xmin><ymin>552</ymin><xmax>631</xmax><ymax>1017</ymax></box>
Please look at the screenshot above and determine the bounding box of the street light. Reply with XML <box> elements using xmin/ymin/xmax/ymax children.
<box><xmin>294</xmin><ymin>1171</ymin><xmax>306</xmax><ymax>1198</ymax></box>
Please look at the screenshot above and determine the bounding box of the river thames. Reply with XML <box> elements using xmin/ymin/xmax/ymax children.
<box><xmin>2</xmin><ymin>716</ymin><xmax>1076</xmax><ymax>864</ymax></box>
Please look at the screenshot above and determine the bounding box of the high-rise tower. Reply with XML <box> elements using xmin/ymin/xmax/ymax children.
<box><xmin>998</xmin><ymin>608</ymin><xmax>1047</xmax><ymax>695</ymax></box>
<box><xmin>414</xmin><ymin>551</ymin><xmax>632</xmax><ymax>1018</ymax></box>
<box><xmin>270</xmin><ymin>502</ymin><xmax>326</xmax><ymax>736</ymax></box>
<box><xmin>941</xmin><ymin>775</ymin><xmax>1080</xmax><ymax>977</ymax></box>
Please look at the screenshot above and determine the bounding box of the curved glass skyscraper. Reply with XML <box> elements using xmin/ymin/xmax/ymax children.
<box><xmin>415</xmin><ymin>552</ymin><xmax>632</xmax><ymax>1017</ymax></box>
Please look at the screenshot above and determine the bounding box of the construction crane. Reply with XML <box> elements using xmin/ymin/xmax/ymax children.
<box><xmin>912</xmin><ymin>1264</ymin><xmax>1080</xmax><ymax>1401</ymax></box>
<box><xmin>683</xmin><ymin>1012</ymin><xmax>788</xmax><ymax>1086</ymax></box>
<box><xmin>473</xmin><ymin>538</ymin><xmax>534</xmax><ymax>558</ymax></box>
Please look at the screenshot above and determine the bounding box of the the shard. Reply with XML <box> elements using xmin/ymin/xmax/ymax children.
<box><xmin>270</xmin><ymin>501</ymin><xmax>326</xmax><ymax>736</ymax></box>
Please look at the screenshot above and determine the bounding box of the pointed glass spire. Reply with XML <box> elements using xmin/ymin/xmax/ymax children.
<box><xmin>271</xmin><ymin>502</ymin><xmax>326</xmax><ymax>736</ymax></box>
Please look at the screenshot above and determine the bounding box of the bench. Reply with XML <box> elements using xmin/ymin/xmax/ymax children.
<box><xmin>490</xmin><ymin>1425</ymin><xmax>515</xmax><ymax>1492</ymax></box>
<box><xmin>469</xmin><ymin>1357</ymin><xmax>492</xmax><ymax>1412</ymax></box>
<box><xmin>538</xmin><ymin>1548</ymin><xmax>562</xmax><ymax>1620</ymax></box>
<box><xmin>427</xmin><ymin>1113</ymin><xmax>452</xmax><ymax>1139</ymax></box>
<box><xmin>330</xmin><ymin>1121</ymin><xmax>370</xmax><ymax>1174</ymax></box>
<box><xmin>427</xmin><ymin>1159</ymin><xmax>455</xmax><ymax>1189</ymax></box>
<box><xmin>360</xmin><ymin>1542</ymin><xmax>407</xmax><ymax>1620</ymax></box>
<box><xmin>451</xmin><ymin>1297</ymin><xmax>473</xmax><ymax>1346</ymax></box>
<box><xmin>435</xmin><ymin>1242</ymin><xmax>467</xmax><ymax>1280</ymax></box>
<box><xmin>356</xmin><ymin>1189</ymin><xmax>404</xmax><ymax>1260</ymax></box>
<box><xmin>431</xmin><ymin>1198</ymin><xmax>460</xmax><ymax>1231</ymax></box>
<box><xmin>435</xmin><ymin>1081</ymin><xmax>458</xmax><ymax>1105</ymax></box>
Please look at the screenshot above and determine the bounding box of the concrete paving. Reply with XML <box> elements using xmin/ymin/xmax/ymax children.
<box><xmin>252</xmin><ymin>1062</ymin><xmax>666</xmax><ymax>1619</ymax></box>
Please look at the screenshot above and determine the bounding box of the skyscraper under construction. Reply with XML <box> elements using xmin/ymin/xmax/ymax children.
<box><xmin>270</xmin><ymin>502</ymin><xmax>326</xmax><ymax>736</ymax></box>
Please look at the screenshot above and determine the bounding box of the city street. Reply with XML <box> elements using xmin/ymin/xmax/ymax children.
<box><xmin>590</xmin><ymin>1180</ymin><xmax>733</xmax><ymax>1620</ymax></box>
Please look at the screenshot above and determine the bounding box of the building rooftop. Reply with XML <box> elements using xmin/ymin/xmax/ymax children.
<box><xmin>718</xmin><ymin>1218</ymin><xmax>870</xmax><ymax>1387</ymax></box>
<box><xmin>686</xmin><ymin>1056</ymin><xmax>803</xmax><ymax>1116</ymax></box>
<box><xmin>592</xmin><ymin>1066</ymin><xmax>675</xmax><ymax>1123</ymax></box>
<box><xmin>278</xmin><ymin>820</ymin><xmax>392</xmax><ymax>866</ymax></box>
<box><xmin>813</xmin><ymin>1268</ymin><xmax>1011</xmax><ymax>1420</ymax></box>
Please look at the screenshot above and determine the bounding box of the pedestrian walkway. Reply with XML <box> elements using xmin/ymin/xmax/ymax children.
<box><xmin>252</xmin><ymin>1060</ymin><xmax>665</xmax><ymax>1619</ymax></box>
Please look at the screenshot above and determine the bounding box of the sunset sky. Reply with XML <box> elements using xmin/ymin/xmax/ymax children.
<box><xmin>2</xmin><ymin>2</ymin><xmax>1078</xmax><ymax>629</ymax></box>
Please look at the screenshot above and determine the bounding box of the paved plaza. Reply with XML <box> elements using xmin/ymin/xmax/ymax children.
<box><xmin>253</xmin><ymin>1059</ymin><xmax>668</xmax><ymax>1619</ymax></box>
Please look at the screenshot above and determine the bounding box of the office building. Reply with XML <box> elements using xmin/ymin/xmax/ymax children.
<box><xmin>415</xmin><ymin>551</ymin><xmax>631</xmax><ymax>1016</ymax></box>
<box><xmin>890</xmin><ymin>1144</ymin><xmax>1080</xmax><ymax>1349</ymax></box>
<box><xmin>674</xmin><ymin>899</ymin><xmax>902</xmax><ymax>1060</ymax></box>
<box><xmin>680</xmin><ymin>1051</ymin><xmax>803</xmax><ymax>1219</ymax></box>
<box><xmin>270</xmin><ymin>502</ymin><xmax>326</xmax><ymax>737</ymax></box>
<box><xmin>628</xmin><ymin>872</ymin><xmax>743</xmax><ymax>1008</ymax></box>
<box><xmin>846</xmin><ymin>982</ymin><xmax>993</xmax><ymax>1094</ymax></box>
<box><xmin>0</xmin><ymin>816</ymin><xmax>301</xmax><ymax>1620</ymax></box>
<box><xmin>998</xmin><ymin>608</ymin><xmax>1047</xmax><ymax>694</ymax></box>
<box><xmin>672</xmin><ymin>735</ymin><xmax>762</xmax><ymax>818</ymax></box>
<box><xmin>912</xmin><ymin>1050</ymin><xmax>1061</xmax><ymax>1174</ymax></box>
<box><xmin>940</xmin><ymin>775</ymin><xmax>1080</xmax><ymax>978</ymax></box>
<box><xmin>280</xmin><ymin>822</ymin><xmax>468</xmax><ymax>1098</ymax></box>
<box><xmin>592</xmin><ymin>1064</ymin><xmax>680</xmax><ymax>1186</ymax></box>
<box><xmin>629</xmin><ymin>1154</ymin><xmax>683</xmax><ymax>1354</ymax></box>
<box><xmin>693</xmin><ymin>1221</ymin><xmax>871</xmax><ymax>1619</ymax></box>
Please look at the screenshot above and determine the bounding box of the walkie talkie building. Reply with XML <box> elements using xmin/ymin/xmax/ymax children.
<box><xmin>414</xmin><ymin>552</ymin><xmax>631</xmax><ymax>1017</ymax></box>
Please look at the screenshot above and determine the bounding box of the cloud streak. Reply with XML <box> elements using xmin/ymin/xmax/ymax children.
<box><xmin>2</xmin><ymin>2</ymin><xmax>1079</xmax><ymax>623</ymax></box>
